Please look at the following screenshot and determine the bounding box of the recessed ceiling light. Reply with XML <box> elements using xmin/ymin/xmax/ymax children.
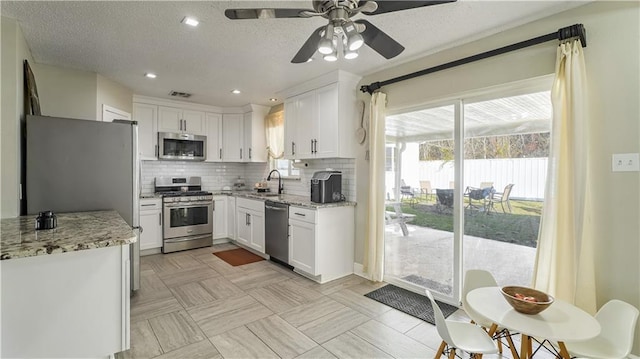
<box><xmin>144</xmin><ymin>73</ymin><xmax>157</xmax><ymax>79</ymax></box>
<box><xmin>269</xmin><ymin>98</ymin><xmax>277</xmax><ymax>102</ymax></box>
<box><xmin>231</xmin><ymin>89</ymin><xmax>241</xmax><ymax>94</ymax></box>
<box><xmin>181</xmin><ymin>17</ymin><xmax>199</xmax><ymax>27</ymax></box>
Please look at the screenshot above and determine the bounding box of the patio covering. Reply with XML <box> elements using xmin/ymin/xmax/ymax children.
<box><xmin>386</xmin><ymin>91</ymin><xmax>551</xmax><ymax>142</ymax></box>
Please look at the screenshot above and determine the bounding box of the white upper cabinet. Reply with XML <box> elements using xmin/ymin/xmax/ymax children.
<box><xmin>242</xmin><ymin>105</ymin><xmax>269</xmax><ymax>163</ymax></box>
<box><xmin>206</xmin><ymin>113</ymin><xmax>223</xmax><ymax>162</ymax></box>
<box><xmin>283</xmin><ymin>99</ymin><xmax>296</xmax><ymax>158</ymax></box>
<box><xmin>222</xmin><ymin>114</ymin><xmax>244</xmax><ymax>162</ymax></box>
<box><xmin>283</xmin><ymin>71</ymin><xmax>361</xmax><ymax>160</ymax></box>
<box><xmin>133</xmin><ymin>103</ymin><xmax>158</xmax><ymax>160</ymax></box>
<box><xmin>158</xmin><ymin>106</ymin><xmax>205</xmax><ymax>135</ymax></box>
<box><xmin>292</xmin><ymin>90</ymin><xmax>316</xmax><ymax>159</ymax></box>
<box><xmin>133</xmin><ymin>96</ymin><xmax>269</xmax><ymax>163</ymax></box>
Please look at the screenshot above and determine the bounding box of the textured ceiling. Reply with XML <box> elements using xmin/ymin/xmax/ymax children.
<box><xmin>1</xmin><ymin>1</ymin><xmax>587</xmax><ymax>108</ymax></box>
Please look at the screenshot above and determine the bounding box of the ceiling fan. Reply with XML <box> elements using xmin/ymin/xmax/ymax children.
<box><xmin>225</xmin><ymin>0</ymin><xmax>457</xmax><ymax>63</ymax></box>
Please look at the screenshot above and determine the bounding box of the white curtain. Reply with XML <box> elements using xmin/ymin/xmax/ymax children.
<box><xmin>265</xmin><ymin>110</ymin><xmax>284</xmax><ymax>159</ymax></box>
<box><xmin>532</xmin><ymin>39</ymin><xmax>596</xmax><ymax>314</ymax></box>
<box><xmin>363</xmin><ymin>92</ymin><xmax>387</xmax><ymax>282</ymax></box>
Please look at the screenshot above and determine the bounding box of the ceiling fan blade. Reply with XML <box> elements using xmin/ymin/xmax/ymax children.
<box><xmin>291</xmin><ymin>26</ymin><xmax>324</xmax><ymax>64</ymax></box>
<box><xmin>225</xmin><ymin>8</ymin><xmax>313</xmax><ymax>20</ymax></box>
<box><xmin>361</xmin><ymin>0</ymin><xmax>456</xmax><ymax>15</ymax></box>
<box><xmin>355</xmin><ymin>20</ymin><xmax>404</xmax><ymax>59</ymax></box>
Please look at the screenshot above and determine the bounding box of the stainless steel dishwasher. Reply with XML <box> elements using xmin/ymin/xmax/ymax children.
<box><xmin>265</xmin><ymin>200</ymin><xmax>290</xmax><ymax>265</ymax></box>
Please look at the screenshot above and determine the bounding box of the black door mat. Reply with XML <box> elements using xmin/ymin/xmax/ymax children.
<box><xmin>402</xmin><ymin>274</ymin><xmax>453</xmax><ymax>295</ymax></box>
<box><xmin>365</xmin><ymin>284</ymin><xmax>458</xmax><ymax>325</ymax></box>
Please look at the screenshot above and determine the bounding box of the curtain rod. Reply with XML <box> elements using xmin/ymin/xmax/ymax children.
<box><xmin>360</xmin><ymin>23</ymin><xmax>586</xmax><ymax>95</ymax></box>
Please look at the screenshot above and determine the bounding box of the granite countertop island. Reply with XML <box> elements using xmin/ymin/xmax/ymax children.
<box><xmin>0</xmin><ymin>210</ymin><xmax>136</xmax><ymax>260</ymax></box>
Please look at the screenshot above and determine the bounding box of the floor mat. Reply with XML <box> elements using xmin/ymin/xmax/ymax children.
<box><xmin>402</xmin><ymin>274</ymin><xmax>453</xmax><ymax>295</ymax></box>
<box><xmin>213</xmin><ymin>248</ymin><xmax>264</xmax><ymax>266</ymax></box>
<box><xmin>364</xmin><ymin>284</ymin><xmax>458</xmax><ymax>325</ymax></box>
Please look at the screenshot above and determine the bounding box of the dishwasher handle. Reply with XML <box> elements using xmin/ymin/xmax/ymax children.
<box><xmin>265</xmin><ymin>205</ymin><xmax>287</xmax><ymax>211</ymax></box>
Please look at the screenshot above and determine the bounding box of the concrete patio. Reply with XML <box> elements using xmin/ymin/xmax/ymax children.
<box><xmin>385</xmin><ymin>221</ymin><xmax>536</xmax><ymax>295</ymax></box>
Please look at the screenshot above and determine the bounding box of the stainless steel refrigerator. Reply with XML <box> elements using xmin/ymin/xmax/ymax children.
<box><xmin>26</xmin><ymin>115</ymin><xmax>140</xmax><ymax>291</ymax></box>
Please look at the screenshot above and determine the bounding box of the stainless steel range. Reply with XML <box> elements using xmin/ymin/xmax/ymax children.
<box><xmin>155</xmin><ymin>177</ymin><xmax>213</xmax><ymax>253</ymax></box>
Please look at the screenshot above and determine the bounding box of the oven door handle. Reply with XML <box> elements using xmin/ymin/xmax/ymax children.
<box><xmin>164</xmin><ymin>202</ymin><xmax>213</xmax><ymax>208</ymax></box>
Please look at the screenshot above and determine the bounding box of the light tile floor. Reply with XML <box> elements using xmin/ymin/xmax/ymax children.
<box><xmin>117</xmin><ymin>243</ymin><xmax>555</xmax><ymax>359</ymax></box>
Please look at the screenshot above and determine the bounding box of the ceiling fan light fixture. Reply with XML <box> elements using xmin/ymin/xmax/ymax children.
<box><xmin>323</xmin><ymin>45</ymin><xmax>338</xmax><ymax>61</ymax></box>
<box><xmin>317</xmin><ymin>23</ymin><xmax>335</xmax><ymax>55</ymax></box>
<box><xmin>348</xmin><ymin>33</ymin><xmax>364</xmax><ymax>51</ymax></box>
<box><xmin>323</xmin><ymin>53</ymin><xmax>338</xmax><ymax>62</ymax></box>
<box><xmin>318</xmin><ymin>38</ymin><xmax>334</xmax><ymax>55</ymax></box>
<box><xmin>342</xmin><ymin>21</ymin><xmax>364</xmax><ymax>51</ymax></box>
<box><xmin>344</xmin><ymin>50</ymin><xmax>358</xmax><ymax>60</ymax></box>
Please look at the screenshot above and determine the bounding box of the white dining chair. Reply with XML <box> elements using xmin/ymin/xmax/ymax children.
<box><xmin>426</xmin><ymin>289</ymin><xmax>497</xmax><ymax>358</ymax></box>
<box><xmin>563</xmin><ymin>299</ymin><xmax>639</xmax><ymax>359</ymax></box>
<box><xmin>462</xmin><ymin>270</ymin><xmax>519</xmax><ymax>358</ymax></box>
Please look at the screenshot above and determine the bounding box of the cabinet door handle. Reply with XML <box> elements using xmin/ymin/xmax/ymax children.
<box><xmin>310</xmin><ymin>139</ymin><xmax>314</xmax><ymax>153</ymax></box>
<box><xmin>141</xmin><ymin>204</ymin><xmax>155</xmax><ymax>207</ymax></box>
<box><xmin>247</xmin><ymin>213</ymin><xmax>251</xmax><ymax>225</ymax></box>
<box><xmin>294</xmin><ymin>212</ymin><xmax>306</xmax><ymax>217</ymax></box>
<box><xmin>219</xmin><ymin>148</ymin><xmax>222</xmax><ymax>160</ymax></box>
<box><xmin>179</xmin><ymin>119</ymin><xmax>183</xmax><ymax>131</ymax></box>
<box><xmin>314</xmin><ymin>139</ymin><xmax>318</xmax><ymax>153</ymax></box>
<box><xmin>184</xmin><ymin>119</ymin><xmax>187</xmax><ymax>132</ymax></box>
<box><xmin>292</xmin><ymin>142</ymin><xmax>295</xmax><ymax>155</ymax></box>
<box><xmin>240</xmin><ymin>148</ymin><xmax>243</xmax><ymax>159</ymax></box>
<box><xmin>249</xmin><ymin>148</ymin><xmax>252</xmax><ymax>159</ymax></box>
<box><xmin>159</xmin><ymin>213</ymin><xmax>162</xmax><ymax>225</ymax></box>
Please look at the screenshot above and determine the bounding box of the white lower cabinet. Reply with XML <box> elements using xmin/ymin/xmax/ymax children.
<box><xmin>227</xmin><ymin>196</ymin><xmax>236</xmax><ymax>240</ymax></box>
<box><xmin>288</xmin><ymin>205</ymin><xmax>354</xmax><ymax>283</ymax></box>
<box><xmin>235</xmin><ymin>198</ymin><xmax>265</xmax><ymax>253</ymax></box>
<box><xmin>139</xmin><ymin>198</ymin><xmax>162</xmax><ymax>251</ymax></box>
<box><xmin>212</xmin><ymin>196</ymin><xmax>227</xmax><ymax>239</ymax></box>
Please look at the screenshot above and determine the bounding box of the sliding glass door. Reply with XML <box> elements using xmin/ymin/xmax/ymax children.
<box><xmin>384</xmin><ymin>102</ymin><xmax>459</xmax><ymax>303</ymax></box>
<box><xmin>383</xmin><ymin>79</ymin><xmax>551</xmax><ymax>305</ymax></box>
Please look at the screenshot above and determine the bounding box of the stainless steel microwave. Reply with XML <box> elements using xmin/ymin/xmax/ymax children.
<box><xmin>158</xmin><ymin>132</ymin><xmax>206</xmax><ymax>161</ymax></box>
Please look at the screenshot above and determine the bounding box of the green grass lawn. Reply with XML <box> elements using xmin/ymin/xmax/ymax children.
<box><xmin>391</xmin><ymin>198</ymin><xmax>542</xmax><ymax>248</ymax></box>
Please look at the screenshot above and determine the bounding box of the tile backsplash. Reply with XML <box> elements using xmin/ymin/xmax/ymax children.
<box><xmin>141</xmin><ymin>159</ymin><xmax>356</xmax><ymax>202</ymax></box>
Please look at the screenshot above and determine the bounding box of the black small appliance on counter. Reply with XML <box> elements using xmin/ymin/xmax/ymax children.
<box><xmin>311</xmin><ymin>171</ymin><xmax>343</xmax><ymax>203</ymax></box>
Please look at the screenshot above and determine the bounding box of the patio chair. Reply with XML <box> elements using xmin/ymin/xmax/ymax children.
<box><xmin>464</xmin><ymin>186</ymin><xmax>494</xmax><ymax>212</ymax></box>
<box><xmin>419</xmin><ymin>180</ymin><xmax>434</xmax><ymax>200</ymax></box>
<box><xmin>479</xmin><ymin>182</ymin><xmax>493</xmax><ymax>189</ymax></box>
<box><xmin>488</xmin><ymin>184</ymin><xmax>514</xmax><ymax>213</ymax></box>
<box><xmin>400</xmin><ymin>180</ymin><xmax>417</xmax><ymax>205</ymax></box>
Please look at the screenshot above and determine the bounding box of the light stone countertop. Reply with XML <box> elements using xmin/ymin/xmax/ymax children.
<box><xmin>0</xmin><ymin>210</ymin><xmax>136</xmax><ymax>260</ymax></box>
<box><xmin>140</xmin><ymin>191</ymin><xmax>356</xmax><ymax>209</ymax></box>
<box><xmin>221</xmin><ymin>191</ymin><xmax>357</xmax><ymax>209</ymax></box>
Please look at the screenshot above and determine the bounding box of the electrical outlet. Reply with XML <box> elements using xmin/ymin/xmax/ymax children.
<box><xmin>612</xmin><ymin>153</ymin><xmax>640</xmax><ymax>172</ymax></box>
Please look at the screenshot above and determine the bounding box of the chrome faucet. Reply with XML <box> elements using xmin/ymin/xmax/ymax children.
<box><xmin>267</xmin><ymin>169</ymin><xmax>283</xmax><ymax>194</ymax></box>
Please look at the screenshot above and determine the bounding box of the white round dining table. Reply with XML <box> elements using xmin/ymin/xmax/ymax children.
<box><xmin>466</xmin><ymin>287</ymin><xmax>600</xmax><ymax>359</ymax></box>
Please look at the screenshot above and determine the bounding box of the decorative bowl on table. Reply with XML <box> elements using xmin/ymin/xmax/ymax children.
<box><xmin>501</xmin><ymin>286</ymin><xmax>554</xmax><ymax>315</ymax></box>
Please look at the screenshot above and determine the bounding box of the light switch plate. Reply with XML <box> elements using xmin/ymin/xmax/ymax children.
<box><xmin>612</xmin><ymin>153</ymin><xmax>640</xmax><ymax>172</ymax></box>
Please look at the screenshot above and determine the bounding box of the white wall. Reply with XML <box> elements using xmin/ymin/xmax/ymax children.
<box><xmin>31</xmin><ymin>63</ymin><xmax>97</xmax><ymax>121</ymax></box>
<box><xmin>1</xmin><ymin>17</ymin><xmax>33</xmax><ymax>218</ymax></box>
<box><xmin>356</xmin><ymin>2</ymin><xmax>640</xmax><ymax>353</ymax></box>
<box><xmin>97</xmin><ymin>74</ymin><xmax>133</xmax><ymax>120</ymax></box>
